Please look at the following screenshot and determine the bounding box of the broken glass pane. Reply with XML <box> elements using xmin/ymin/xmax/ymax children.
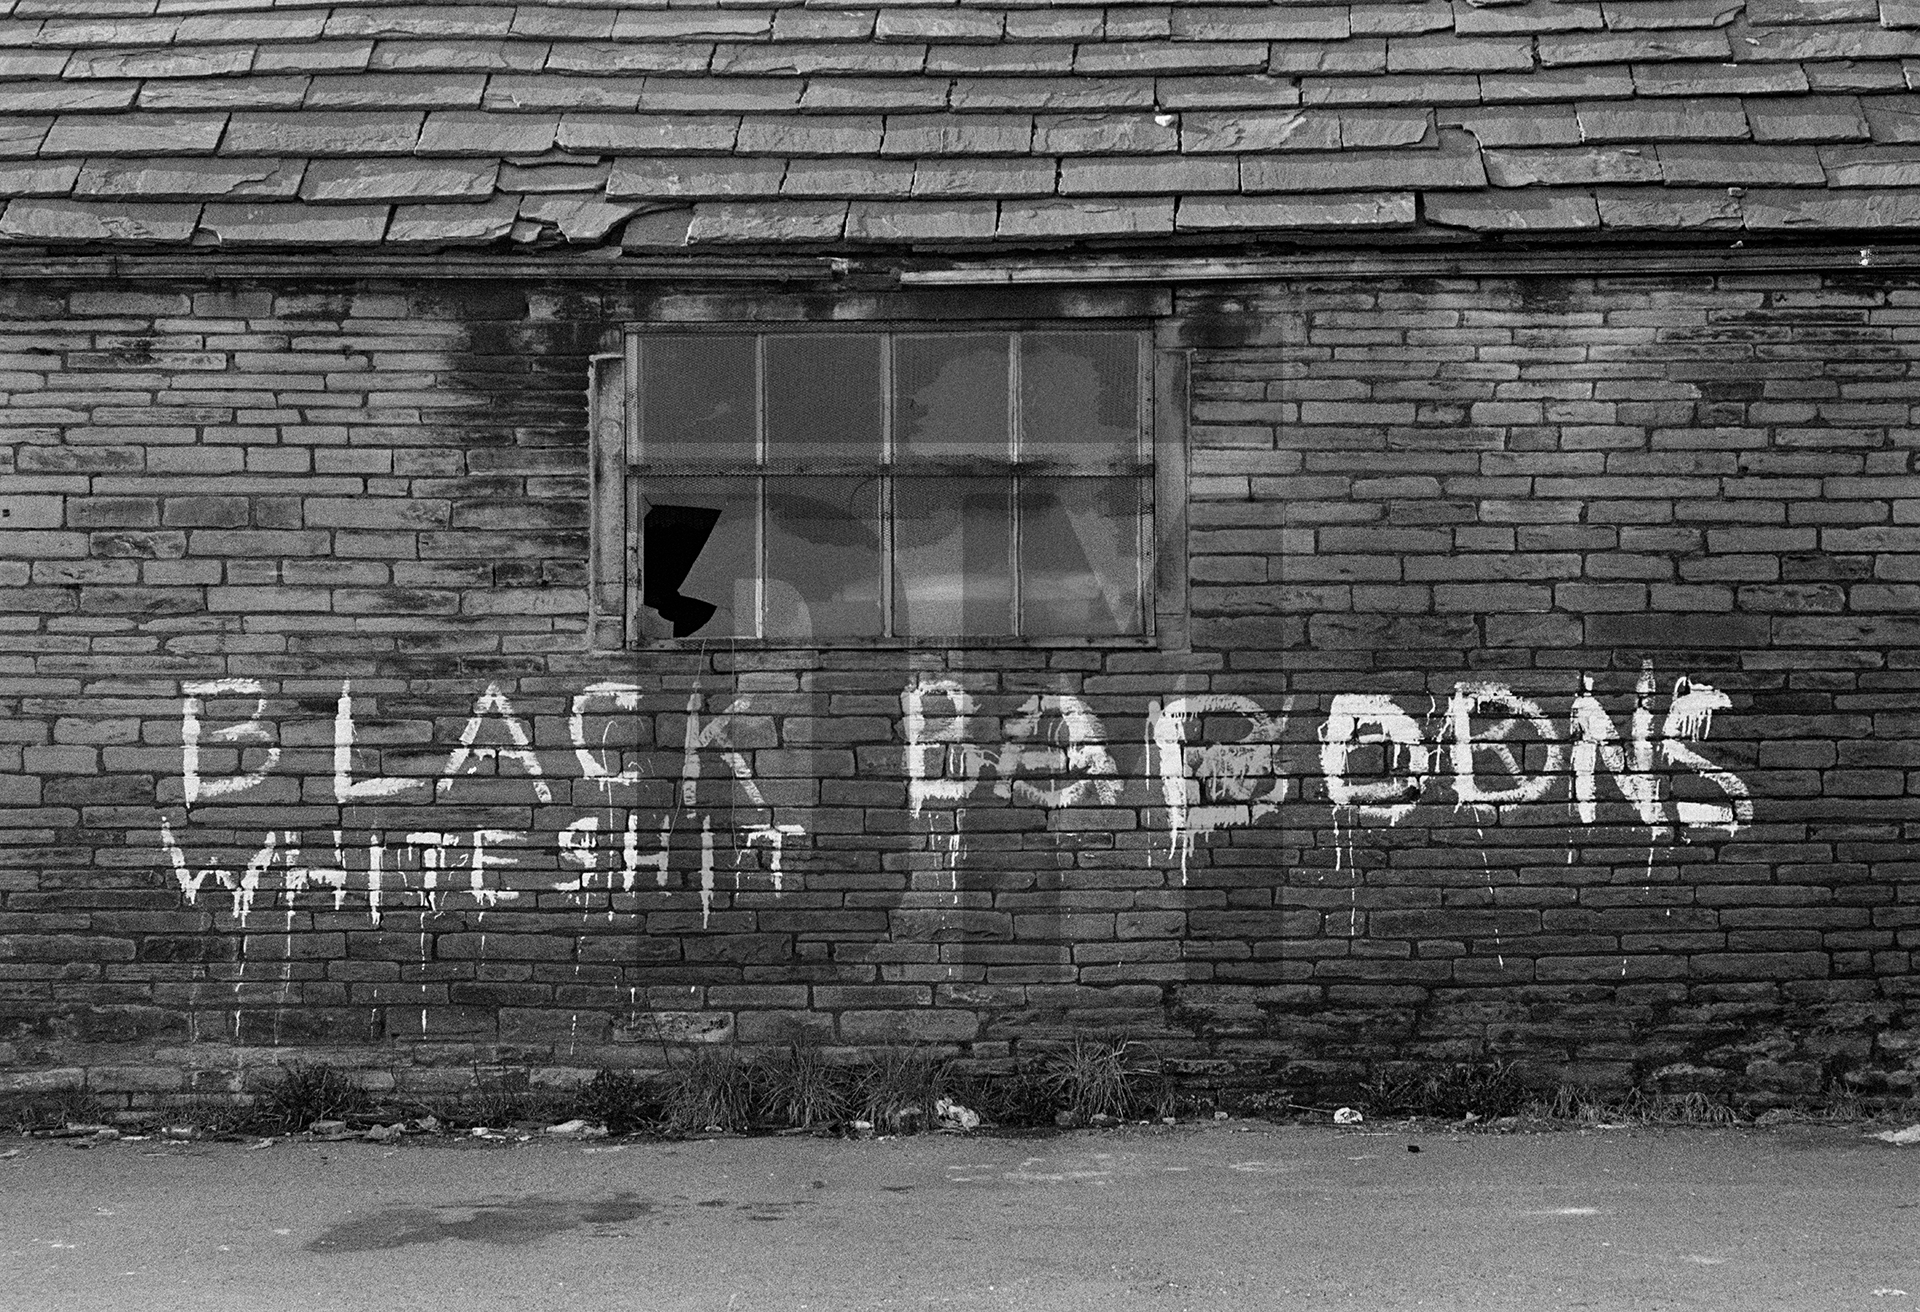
<box><xmin>765</xmin><ymin>476</ymin><xmax>883</xmax><ymax>639</ymax></box>
<box><xmin>766</xmin><ymin>335</ymin><xmax>882</xmax><ymax>464</ymax></box>
<box><xmin>894</xmin><ymin>334</ymin><xmax>1011</xmax><ymax>462</ymax></box>
<box><xmin>1020</xmin><ymin>332</ymin><xmax>1141</xmax><ymax>466</ymax></box>
<box><xmin>1019</xmin><ymin>477</ymin><xmax>1143</xmax><ymax>637</ymax></box>
<box><xmin>640</xmin><ymin>477</ymin><xmax>758</xmax><ymax>638</ymax></box>
<box><xmin>893</xmin><ymin>477</ymin><xmax>1013</xmax><ymax>636</ymax></box>
<box><xmin>639</xmin><ymin>336</ymin><xmax>756</xmax><ymax>464</ymax></box>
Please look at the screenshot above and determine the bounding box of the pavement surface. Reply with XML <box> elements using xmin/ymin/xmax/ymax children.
<box><xmin>0</xmin><ymin>1120</ymin><xmax>1914</xmax><ymax>1311</ymax></box>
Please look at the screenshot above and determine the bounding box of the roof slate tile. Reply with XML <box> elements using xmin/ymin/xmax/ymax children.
<box><xmin>738</xmin><ymin>114</ymin><xmax>883</xmax><ymax>155</ymax></box>
<box><xmin>770</xmin><ymin>10</ymin><xmax>877</xmax><ymax>42</ymax></box>
<box><xmin>1104</xmin><ymin>11</ymin><xmax>1173</xmax><ymax>41</ymax></box>
<box><xmin>1301</xmin><ymin>72</ymin><xmax>1481</xmax><ymax>104</ymax></box>
<box><xmin>1540</xmin><ymin>29</ymin><xmax>1733</xmax><ymax>63</ymax></box>
<box><xmin>0</xmin><ymin>159</ymin><xmax>75</xmax><ymax>195</ymax></box>
<box><xmin>874</xmin><ymin>9</ymin><xmax>1004</xmax><ymax>42</ymax></box>
<box><xmin>880</xmin><ymin>113</ymin><xmax>1031</xmax><ymax>156</ymax></box>
<box><xmin>1176</xmin><ymin>191</ymin><xmax>1417</xmax><ymax>228</ymax></box>
<box><xmin>253</xmin><ymin>42</ymin><xmax>375</xmax><ymax>75</ymax></box>
<box><xmin>176</xmin><ymin>13</ymin><xmax>327</xmax><ymax>43</ymax></box>
<box><xmin>1632</xmin><ymin>61</ymin><xmax>1813</xmax><ymax>95</ymax></box>
<box><xmin>1601</xmin><ymin>0</ymin><xmax>1744</xmax><ymax>29</ymax></box>
<box><xmin>910</xmin><ymin>157</ymin><xmax>1055</xmax><ymax>196</ymax></box>
<box><xmin>998</xmin><ymin>196</ymin><xmax>1174</xmax><ymax>236</ymax></box>
<box><xmin>1003</xmin><ymin>9</ymin><xmax>1104</xmax><ymax>42</ymax></box>
<box><xmin>1747</xmin><ymin>94</ymin><xmax>1871</xmax><ymax>139</ymax></box>
<box><xmin>416</xmin><ymin>109</ymin><xmax>555</xmax><ymax>153</ymax></box>
<box><xmin>65</xmin><ymin>47</ymin><xmax>256</xmax><ymax>79</ymax></box>
<box><xmin>637</xmin><ymin>77</ymin><xmax>803</xmax><ymax>113</ymax></box>
<box><xmin>1741</xmin><ymin>185</ymin><xmax>1920</xmax><ymax>224</ymax></box>
<box><xmin>1440</xmin><ymin>105</ymin><xmax>1584</xmax><ymax>147</ymax></box>
<box><xmin>1032</xmin><ymin>112</ymin><xmax>1177</xmax><ymax>153</ymax></box>
<box><xmin>1350</xmin><ymin>2</ymin><xmax>1454</xmax><ymax>35</ymax></box>
<box><xmin>787</xmin><ymin>157</ymin><xmax>915</xmax><ymax>195</ymax></box>
<box><xmin>612</xmin><ymin>11</ymin><xmax>774</xmax><ymax>41</ymax></box>
<box><xmin>1578</xmin><ymin>97</ymin><xmax>1750</xmax><ymax>140</ymax></box>
<box><xmin>305</xmin><ymin>72</ymin><xmax>488</xmax><ymax>109</ymax></box>
<box><xmin>483</xmin><ymin>73</ymin><xmax>643</xmax><ymax>111</ymax></box>
<box><xmin>1059</xmin><ymin>154</ymin><xmax>1238</xmax><ymax>193</ymax></box>
<box><xmin>299</xmin><ymin>157</ymin><xmax>498</xmax><ymax>201</ymax></box>
<box><xmin>685</xmin><ymin>199</ymin><xmax>846</xmax><ymax>243</ymax></box>
<box><xmin>1242</xmin><ymin>129</ymin><xmax>1489</xmax><ymax>190</ymax></box>
<box><xmin>225</xmin><ymin>110</ymin><xmax>422</xmax><ymax>156</ymax></box>
<box><xmin>1</xmin><ymin>197</ymin><xmax>200</xmax><ymax>241</ymax></box>
<box><xmin>33</xmin><ymin>18</ymin><xmax>180</xmax><ymax>47</ymax></box>
<box><xmin>557</xmin><ymin>112</ymin><xmax>734</xmax><ymax>153</ymax></box>
<box><xmin>949</xmin><ymin>74</ymin><xmax>1153</xmax><ymax>111</ymax></box>
<box><xmin>1155</xmin><ymin>74</ymin><xmax>1302</xmax><ymax>109</ymax></box>
<box><xmin>508</xmin><ymin>8</ymin><xmax>614</xmax><ymax>41</ymax></box>
<box><xmin>1481</xmin><ymin>64</ymin><xmax>1635</xmax><ymax>100</ymax></box>
<box><xmin>617</xmin><ymin>206</ymin><xmax>693</xmax><ymax>248</ymax></box>
<box><xmin>545</xmin><ymin>41</ymin><xmax>714</xmax><ymax>74</ymax></box>
<box><xmin>1818</xmin><ymin>143</ymin><xmax>1920</xmax><ymax>184</ymax></box>
<box><xmin>497</xmin><ymin>160</ymin><xmax>608</xmax><ymax>192</ymax></box>
<box><xmin>1184</xmin><ymin>108</ymin><xmax>1339</xmax><ymax>152</ymax></box>
<box><xmin>925</xmin><ymin>43</ymin><xmax>1075</xmax><ymax>74</ymax></box>
<box><xmin>0</xmin><ymin>117</ymin><xmax>51</xmax><ymax>158</ymax></box>
<box><xmin>0</xmin><ymin>50</ymin><xmax>69</xmax><ymax>75</ymax></box>
<box><xmin>74</xmin><ymin>156</ymin><xmax>303</xmax><ymax>198</ymax></box>
<box><xmin>0</xmin><ymin>80</ymin><xmax>135</xmax><ymax>112</ymax></box>
<box><xmin>800</xmin><ymin>76</ymin><xmax>951</xmax><ymax>110</ymax></box>
<box><xmin>1453</xmin><ymin>1</ymin><xmax>1604</xmax><ymax>34</ymax></box>
<box><xmin>516</xmin><ymin>192</ymin><xmax>642</xmax><ymax>240</ymax></box>
<box><xmin>1387</xmin><ymin>33</ymin><xmax>1533</xmax><ymax>71</ymax></box>
<box><xmin>43</xmin><ymin>112</ymin><xmax>226</xmax><ymax>155</ymax></box>
<box><xmin>606</xmin><ymin>154</ymin><xmax>785</xmax><ymax>198</ymax></box>
<box><xmin>140</xmin><ymin>76</ymin><xmax>310</xmax><ymax>111</ymax></box>
<box><xmin>1748</xmin><ymin>0</ymin><xmax>1878</xmax><ymax>23</ymax></box>
<box><xmin>1169</xmin><ymin>6</ymin><xmax>1348</xmax><ymax>40</ymax></box>
<box><xmin>1803</xmin><ymin>57</ymin><xmax>1909</xmax><ymax>89</ymax></box>
<box><xmin>1884</xmin><ymin>0</ymin><xmax>1920</xmax><ymax>25</ymax></box>
<box><xmin>387</xmin><ymin>194</ymin><xmax>519</xmax><ymax>242</ymax></box>
<box><xmin>1592</xmin><ymin>185</ymin><xmax>1743</xmax><ymax>226</ymax></box>
<box><xmin>1073</xmin><ymin>40</ymin><xmax>1269</xmax><ymax>74</ymax></box>
<box><xmin>1268</xmin><ymin>38</ymin><xmax>1387</xmax><ymax>74</ymax></box>
<box><xmin>374</xmin><ymin>40</ymin><xmax>548</xmax><ymax>72</ymax></box>
<box><xmin>323</xmin><ymin>8</ymin><xmax>512</xmax><ymax>41</ymax></box>
<box><xmin>1864</xmin><ymin>95</ymin><xmax>1920</xmax><ymax>138</ymax></box>
<box><xmin>1426</xmin><ymin>189</ymin><xmax>1602</xmax><ymax>228</ymax></box>
<box><xmin>846</xmin><ymin>199</ymin><xmax>998</xmax><ymax>241</ymax></box>
<box><xmin>198</xmin><ymin>200</ymin><xmax>391</xmax><ymax>244</ymax></box>
<box><xmin>1660</xmin><ymin>142</ymin><xmax>1828</xmax><ymax>183</ymax></box>
<box><xmin>711</xmin><ymin>42</ymin><xmax>924</xmax><ymax>77</ymax></box>
<box><xmin>1736</xmin><ymin>22</ymin><xmax>1920</xmax><ymax>57</ymax></box>
<box><xmin>1483</xmin><ymin>144</ymin><xmax>1661</xmax><ymax>185</ymax></box>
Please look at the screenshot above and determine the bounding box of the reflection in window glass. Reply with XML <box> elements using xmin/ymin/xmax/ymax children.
<box><xmin>1020</xmin><ymin>333</ymin><xmax>1141</xmax><ymax>466</ymax></box>
<box><xmin>765</xmin><ymin>477</ymin><xmax>883</xmax><ymax>638</ymax></box>
<box><xmin>766</xmin><ymin>336</ymin><xmax>883</xmax><ymax>463</ymax></box>
<box><xmin>1019</xmin><ymin>477</ymin><xmax>1143</xmax><ymax>637</ymax></box>
<box><xmin>640</xmin><ymin>477</ymin><xmax>758</xmax><ymax>638</ymax></box>
<box><xmin>894</xmin><ymin>477</ymin><xmax>1013</xmax><ymax>636</ymax></box>
<box><xmin>895</xmin><ymin>335</ymin><xmax>1010</xmax><ymax>461</ymax></box>
<box><xmin>640</xmin><ymin>336</ymin><xmax>756</xmax><ymax>464</ymax></box>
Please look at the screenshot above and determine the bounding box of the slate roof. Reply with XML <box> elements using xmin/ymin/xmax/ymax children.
<box><xmin>1</xmin><ymin>0</ymin><xmax>1919</xmax><ymax>252</ymax></box>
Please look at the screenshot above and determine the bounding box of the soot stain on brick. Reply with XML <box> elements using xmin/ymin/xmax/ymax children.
<box><xmin>308</xmin><ymin>1192</ymin><xmax>655</xmax><ymax>1252</ymax></box>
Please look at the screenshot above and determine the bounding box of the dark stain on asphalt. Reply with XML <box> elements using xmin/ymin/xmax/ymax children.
<box><xmin>308</xmin><ymin>1192</ymin><xmax>655</xmax><ymax>1252</ymax></box>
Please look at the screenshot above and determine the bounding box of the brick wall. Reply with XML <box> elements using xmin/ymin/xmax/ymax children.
<box><xmin>1</xmin><ymin>267</ymin><xmax>1916</xmax><ymax>1105</ymax></box>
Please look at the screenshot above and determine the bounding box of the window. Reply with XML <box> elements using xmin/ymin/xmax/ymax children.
<box><xmin>591</xmin><ymin>321</ymin><xmax>1182</xmax><ymax>647</ymax></box>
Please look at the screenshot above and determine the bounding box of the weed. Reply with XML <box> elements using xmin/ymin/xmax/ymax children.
<box><xmin>756</xmin><ymin>1040</ymin><xmax>852</xmax><ymax>1129</ymax></box>
<box><xmin>252</xmin><ymin>1063</ymin><xmax>368</xmax><ymax>1132</ymax></box>
<box><xmin>854</xmin><ymin>1046</ymin><xmax>949</xmax><ymax>1133</ymax></box>
<box><xmin>1365</xmin><ymin>1061</ymin><xmax>1530</xmax><ymax>1121</ymax></box>
<box><xmin>1044</xmin><ymin>1034</ymin><xmax>1161</xmax><ymax>1121</ymax></box>
<box><xmin>951</xmin><ymin>1067</ymin><xmax>1056</xmax><ymax>1128</ymax></box>
<box><xmin>0</xmin><ymin>1086</ymin><xmax>112</xmax><ymax>1133</ymax></box>
<box><xmin>661</xmin><ymin>1050</ymin><xmax>757</xmax><ymax>1134</ymax></box>
<box><xmin>1530</xmin><ymin>1084</ymin><xmax>1739</xmax><ymax>1126</ymax></box>
<box><xmin>576</xmin><ymin>1070</ymin><xmax>663</xmax><ymax>1136</ymax></box>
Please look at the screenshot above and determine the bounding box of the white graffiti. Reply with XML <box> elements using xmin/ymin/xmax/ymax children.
<box><xmin>1150</xmin><ymin>695</ymin><xmax>1290</xmax><ymax>881</ymax></box>
<box><xmin>1319</xmin><ymin>693</ymin><xmax>1430</xmax><ymax>824</ymax></box>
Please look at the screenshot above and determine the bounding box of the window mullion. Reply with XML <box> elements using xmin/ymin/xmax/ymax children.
<box><xmin>881</xmin><ymin>332</ymin><xmax>896</xmax><ymax>640</ymax></box>
<box><xmin>755</xmin><ymin>335</ymin><xmax>767</xmax><ymax>640</ymax></box>
<box><xmin>1008</xmin><ymin>332</ymin><xmax>1022</xmax><ymax>638</ymax></box>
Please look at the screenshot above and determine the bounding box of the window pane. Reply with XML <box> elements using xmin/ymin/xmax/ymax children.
<box><xmin>765</xmin><ymin>335</ymin><xmax>882</xmax><ymax>464</ymax></box>
<box><xmin>1019</xmin><ymin>477</ymin><xmax>1143</xmax><ymax>637</ymax></box>
<box><xmin>1019</xmin><ymin>332</ymin><xmax>1141</xmax><ymax>466</ymax></box>
<box><xmin>640</xmin><ymin>477</ymin><xmax>758</xmax><ymax>638</ymax></box>
<box><xmin>640</xmin><ymin>336</ymin><xmax>756</xmax><ymax>464</ymax></box>
<box><xmin>894</xmin><ymin>334</ymin><xmax>1010</xmax><ymax>462</ymax></box>
<box><xmin>894</xmin><ymin>477</ymin><xmax>1013</xmax><ymax>636</ymax></box>
<box><xmin>765</xmin><ymin>476</ymin><xmax>883</xmax><ymax>639</ymax></box>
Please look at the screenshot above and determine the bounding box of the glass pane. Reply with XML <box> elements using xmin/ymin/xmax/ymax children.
<box><xmin>639</xmin><ymin>477</ymin><xmax>757</xmax><ymax>638</ymax></box>
<box><xmin>766</xmin><ymin>335</ymin><xmax>882</xmax><ymax>463</ymax></box>
<box><xmin>765</xmin><ymin>476</ymin><xmax>882</xmax><ymax>639</ymax></box>
<box><xmin>894</xmin><ymin>334</ymin><xmax>1010</xmax><ymax>462</ymax></box>
<box><xmin>893</xmin><ymin>477</ymin><xmax>1013</xmax><ymax>637</ymax></box>
<box><xmin>1020</xmin><ymin>332</ymin><xmax>1141</xmax><ymax>466</ymax></box>
<box><xmin>639</xmin><ymin>336</ymin><xmax>756</xmax><ymax>464</ymax></box>
<box><xmin>1019</xmin><ymin>477</ymin><xmax>1144</xmax><ymax>637</ymax></box>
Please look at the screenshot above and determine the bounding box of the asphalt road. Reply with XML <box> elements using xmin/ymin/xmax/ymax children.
<box><xmin>0</xmin><ymin>1120</ymin><xmax>1914</xmax><ymax>1311</ymax></box>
